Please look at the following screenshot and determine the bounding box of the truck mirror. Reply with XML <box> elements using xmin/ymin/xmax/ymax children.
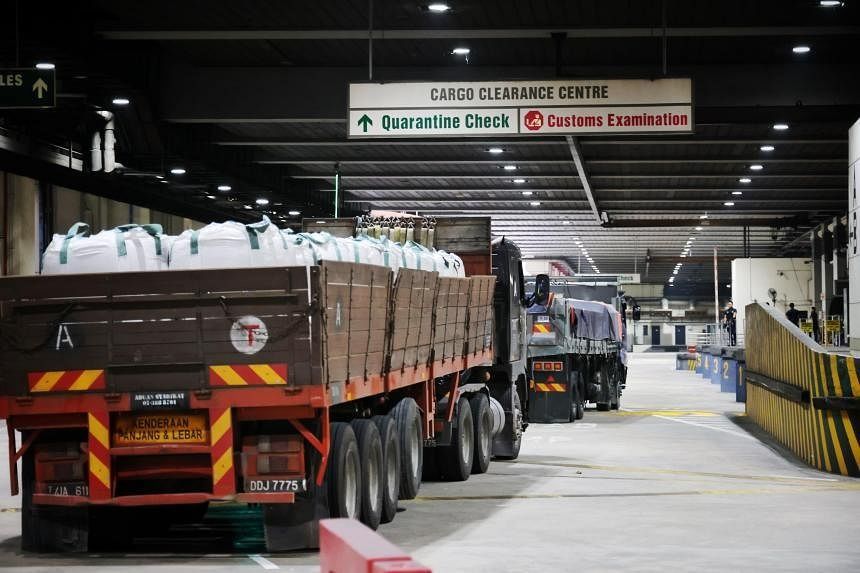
<box><xmin>632</xmin><ymin>305</ymin><xmax>641</xmax><ymax>321</ymax></box>
<box><xmin>533</xmin><ymin>274</ymin><xmax>550</xmax><ymax>306</ymax></box>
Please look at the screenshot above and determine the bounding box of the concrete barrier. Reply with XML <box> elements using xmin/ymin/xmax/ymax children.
<box><xmin>708</xmin><ymin>347</ymin><xmax>722</xmax><ymax>385</ymax></box>
<box><xmin>319</xmin><ymin>519</ymin><xmax>432</xmax><ymax>573</ymax></box>
<box><xmin>676</xmin><ymin>352</ymin><xmax>697</xmax><ymax>371</ymax></box>
<box><xmin>745</xmin><ymin>303</ymin><xmax>860</xmax><ymax>477</ymax></box>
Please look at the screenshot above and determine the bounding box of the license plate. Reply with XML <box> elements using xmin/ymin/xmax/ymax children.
<box><xmin>537</xmin><ymin>315</ymin><xmax>550</xmax><ymax>323</ymax></box>
<box><xmin>44</xmin><ymin>482</ymin><xmax>89</xmax><ymax>497</ymax></box>
<box><xmin>245</xmin><ymin>478</ymin><xmax>307</xmax><ymax>494</ymax></box>
<box><xmin>114</xmin><ymin>413</ymin><xmax>209</xmax><ymax>446</ymax></box>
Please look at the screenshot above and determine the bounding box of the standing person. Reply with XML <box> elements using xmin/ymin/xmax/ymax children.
<box><xmin>810</xmin><ymin>307</ymin><xmax>820</xmax><ymax>342</ymax></box>
<box><xmin>786</xmin><ymin>303</ymin><xmax>800</xmax><ymax>326</ymax></box>
<box><xmin>722</xmin><ymin>301</ymin><xmax>737</xmax><ymax>346</ymax></box>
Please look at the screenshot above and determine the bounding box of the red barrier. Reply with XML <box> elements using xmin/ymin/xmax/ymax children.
<box><xmin>319</xmin><ymin>519</ymin><xmax>432</xmax><ymax>573</ymax></box>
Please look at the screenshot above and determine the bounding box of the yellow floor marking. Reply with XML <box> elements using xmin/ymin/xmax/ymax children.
<box><xmin>616</xmin><ymin>410</ymin><xmax>717</xmax><ymax>417</ymax></box>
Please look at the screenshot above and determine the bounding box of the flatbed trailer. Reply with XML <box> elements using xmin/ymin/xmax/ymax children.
<box><xmin>0</xmin><ymin>217</ymin><xmax>529</xmax><ymax>552</ymax></box>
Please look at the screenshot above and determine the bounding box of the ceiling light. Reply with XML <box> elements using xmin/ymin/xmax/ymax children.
<box><xmin>695</xmin><ymin>226</ymin><xmax>703</xmax><ymax>231</ymax></box>
<box><xmin>724</xmin><ymin>201</ymin><xmax>735</xmax><ymax>206</ymax></box>
<box><xmin>749</xmin><ymin>164</ymin><xmax>763</xmax><ymax>171</ymax></box>
<box><xmin>530</xmin><ymin>201</ymin><xmax>541</xmax><ymax>206</ymax></box>
<box><xmin>680</xmin><ymin>254</ymin><xmax>687</xmax><ymax>258</ymax></box>
<box><xmin>487</xmin><ymin>147</ymin><xmax>504</xmax><ymax>154</ymax></box>
<box><xmin>288</xmin><ymin>210</ymin><xmax>301</xmax><ymax>216</ymax></box>
<box><xmin>792</xmin><ymin>45</ymin><xmax>811</xmax><ymax>54</ymax></box>
<box><xmin>205</xmin><ymin>195</ymin><xmax>216</xmax><ymax>199</ymax></box>
<box><xmin>502</xmin><ymin>164</ymin><xmax>517</xmax><ymax>171</ymax></box>
<box><xmin>732</xmin><ymin>191</ymin><xmax>743</xmax><ymax>195</ymax></box>
<box><xmin>160</xmin><ymin>180</ymin><xmax>168</xmax><ymax>184</ymax></box>
<box><xmin>773</xmin><ymin>123</ymin><xmax>789</xmax><ymax>131</ymax></box>
<box><xmin>155</xmin><ymin>175</ymin><xmax>164</xmax><ymax>180</ymax></box>
<box><xmin>427</xmin><ymin>3</ymin><xmax>451</xmax><ymax>12</ymax></box>
<box><xmin>562</xmin><ymin>221</ymin><xmax>571</xmax><ymax>225</ymax></box>
<box><xmin>760</xmin><ymin>145</ymin><xmax>775</xmax><ymax>152</ymax></box>
<box><xmin>217</xmin><ymin>185</ymin><xmax>232</xmax><ymax>192</ymax></box>
<box><xmin>726</xmin><ymin>284</ymin><xmax>732</xmax><ymax>288</ymax></box>
<box><xmin>521</xmin><ymin>191</ymin><xmax>533</xmax><ymax>196</ymax></box>
<box><xmin>112</xmin><ymin>97</ymin><xmax>130</xmax><ymax>106</ymax></box>
<box><xmin>170</xmin><ymin>168</ymin><xmax>186</xmax><ymax>175</ymax></box>
<box><xmin>35</xmin><ymin>62</ymin><xmax>55</xmax><ymax>70</ymax></box>
<box><xmin>316</xmin><ymin>220</ymin><xmax>327</xmax><ymax>224</ymax></box>
<box><xmin>673</xmin><ymin>270</ymin><xmax>679</xmax><ymax>275</ymax></box>
<box><xmin>452</xmin><ymin>47</ymin><xmax>470</xmax><ymax>56</ymax></box>
<box><xmin>700</xmin><ymin>214</ymin><xmax>708</xmax><ymax>219</ymax></box>
<box><xmin>819</xmin><ymin>0</ymin><xmax>842</xmax><ymax>6</ymax></box>
<box><xmin>512</xmin><ymin>178</ymin><xmax>526</xmax><ymax>184</ymax></box>
<box><xmin>256</xmin><ymin>198</ymin><xmax>270</xmax><ymax>206</ymax></box>
<box><xmin>739</xmin><ymin>177</ymin><xmax>752</xmax><ymax>183</ymax></box>
<box><xmin>244</xmin><ymin>205</ymin><xmax>253</xmax><ymax>210</ymax></box>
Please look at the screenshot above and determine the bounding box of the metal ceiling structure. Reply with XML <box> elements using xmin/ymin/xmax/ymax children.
<box><xmin>1</xmin><ymin>0</ymin><xmax>859</xmax><ymax>297</ymax></box>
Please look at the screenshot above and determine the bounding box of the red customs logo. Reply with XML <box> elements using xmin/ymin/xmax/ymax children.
<box><xmin>523</xmin><ymin>110</ymin><xmax>544</xmax><ymax>131</ymax></box>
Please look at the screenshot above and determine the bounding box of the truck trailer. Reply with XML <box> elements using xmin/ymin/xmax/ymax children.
<box><xmin>0</xmin><ymin>217</ymin><xmax>529</xmax><ymax>552</ymax></box>
<box><xmin>526</xmin><ymin>275</ymin><xmax>628</xmax><ymax>423</ymax></box>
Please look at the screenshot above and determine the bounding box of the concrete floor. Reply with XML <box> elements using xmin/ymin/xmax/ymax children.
<box><xmin>1</xmin><ymin>353</ymin><xmax>858</xmax><ymax>572</ymax></box>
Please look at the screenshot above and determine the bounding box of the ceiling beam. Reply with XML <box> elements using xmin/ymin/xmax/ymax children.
<box><xmin>258</xmin><ymin>157</ymin><xmax>846</xmax><ymax>166</ymax></box>
<box><xmin>296</xmin><ymin>173</ymin><xmax>844</xmax><ymax>180</ymax></box>
<box><xmin>344</xmin><ymin>187</ymin><xmax>842</xmax><ymax>194</ymax></box>
<box><xmin>99</xmin><ymin>26</ymin><xmax>860</xmax><ymax>41</ymax></box>
<box><xmin>216</xmin><ymin>138</ymin><xmax>847</xmax><ymax>147</ymax></box>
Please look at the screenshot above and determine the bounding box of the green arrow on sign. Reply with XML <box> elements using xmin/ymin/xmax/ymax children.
<box><xmin>357</xmin><ymin>114</ymin><xmax>373</xmax><ymax>133</ymax></box>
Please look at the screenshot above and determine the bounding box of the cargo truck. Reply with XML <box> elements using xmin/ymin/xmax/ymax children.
<box><xmin>526</xmin><ymin>275</ymin><xmax>627</xmax><ymax>422</ymax></box>
<box><xmin>0</xmin><ymin>217</ymin><xmax>529</xmax><ymax>552</ymax></box>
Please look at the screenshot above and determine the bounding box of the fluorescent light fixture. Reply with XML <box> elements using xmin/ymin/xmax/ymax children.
<box><xmin>695</xmin><ymin>226</ymin><xmax>703</xmax><ymax>231</ymax></box>
<box><xmin>530</xmin><ymin>201</ymin><xmax>541</xmax><ymax>206</ymax></box>
<box><xmin>155</xmin><ymin>175</ymin><xmax>164</xmax><ymax>180</ymax></box>
<box><xmin>680</xmin><ymin>254</ymin><xmax>687</xmax><ymax>258</ymax></box>
<box><xmin>288</xmin><ymin>210</ymin><xmax>301</xmax><ymax>216</ymax></box>
<box><xmin>820</xmin><ymin>1</ymin><xmax>842</xmax><ymax>6</ymax></box>
<box><xmin>428</xmin><ymin>3</ymin><xmax>451</xmax><ymax>12</ymax></box>
<box><xmin>316</xmin><ymin>220</ymin><xmax>327</xmax><ymax>224</ymax></box>
<box><xmin>487</xmin><ymin>147</ymin><xmax>504</xmax><ymax>154</ymax></box>
<box><xmin>760</xmin><ymin>145</ymin><xmax>775</xmax><ymax>152</ymax></box>
<box><xmin>112</xmin><ymin>97</ymin><xmax>130</xmax><ymax>105</ymax></box>
<box><xmin>724</xmin><ymin>201</ymin><xmax>735</xmax><ymax>206</ymax></box>
<box><xmin>170</xmin><ymin>168</ymin><xmax>186</xmax><ymax>175</ymax></box>
<box><xmin>562</xmin><ymin>220</ymin><xmax>571</xmax><ymax>225</ymax></box>
<box><xmin>512</xmin><ymin>178</ymin><xmax>527</xmax><ymax>184</ymax></box>
<box><xmin>205</xmin><ymin>195</ymin><xmax>216</xmax><ymax>199</ymax></box>
<box><xmin>792</xmin><ymin>45</ymin><xmax>811</xmax><ymax>54</ymax></box>
<box><xmin>217</xmin><ymin>185</ymin><xmax>232</xmax><ymax>191</ymax></box>
<box><xmin>160</xmin><ymin>180</ymin><xmax>168</xmax><ymax>184</ymax></box>
<box><xmin>452</xmin><ymin>47</ymin><xmax>470</xmax><ymax>55</ymax></box>
<box><xmin>749</xmin><ymin>164</ymin><xmax>763</xmax><ymax>171</ymax></box>
<box><xmin>35</xmin><ymin>62</ymin><xmax>55</xmax><ymax>70</ymax></box>
<box><xmin>732</xmin><ymin>191</ymin><xmax>743</xmax><ymax>195</ymax></box>
<box><xmin>521</xmin><ymin>191</ymin><xmax>533</xmax><ymax>196</ymax></box>
<box><xmin>773</xmin><ymin>123</ymin><xmax>789</xmax><ymax>130</ymax></box>
<box><xmin>502</xmin><ymin>164</ymin><xmax>517</xmax><ymax>171</ymax></box>
<box><xmin>726</xmin><ymin>284</ymin><xmax>732</xmax><ymax>288</ymax></box>
<box><xmin>739</xmin><ymin>177</ymin><xmax>752</xmax><ymax>183</ymax></box>
<box><xmin>673</xmin><ymin>270</ymin><xmax>679</xmax><ymax>275</ymax></box>
<box><xmin>243</xmin><ymin>205</ymin><xmax>253</xmax><ymax>210</ymax></box>
<box><xmin>700</xmin><ymin>214</ymin><xmax>708</xmax><ymax>219</ymax></box>
<box><xmin>255</xmin><ymin>198</ymin><xmax>270</xmax><ymax>206</ymax></box>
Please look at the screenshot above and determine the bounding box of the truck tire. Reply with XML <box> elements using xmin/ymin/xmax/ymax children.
<box><xmin>495</xmin><ymin>386</ymin><xmax>523</xmax><ymax>460</ymax></box>
<box><xmin>469</xmin><ymin>394</ymin><xmax>492</xmax><ymax>474</ymax></box>
<box><xmin>438</xmin><ymin>397</ymin><xmax>474</xmax><ymax>481</ymax></box>
<box><xmin>392</xmin><ymin>398</ymin><xmax>423</xmax><ymax>500</ymax></box>
<box><xmin>371</xmin><ymin>415</ymin><xmax>400</xmax><ymax>524</ymax></box>
<box><xmin>327</xmin><ymin>422</ymin><xmax>362</xmax><ymax>521</ymax></box>
<box><xmin>21</xmin><ymin>446</ymin><xmax>89</xmax><ymax>552</ymax></box>
<box><xmin>574</xmin><ymin>392</ymin><xmax>585</xmax><ymax>420</ymax></box>
<box><xmin>350</xmin><ymin>419</ymin><xmax>384</xmax><ymax>530</ymax></box>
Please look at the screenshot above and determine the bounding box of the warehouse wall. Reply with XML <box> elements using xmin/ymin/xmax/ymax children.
<box><xmin>1</xmin><ymin>170</ymin><xmax>204</xmax><ymax>276</ymax></box>
<box><xmin>731</xmin><ymin>257</ymin><xmax>814</xmax><ymax>337</ymax></box>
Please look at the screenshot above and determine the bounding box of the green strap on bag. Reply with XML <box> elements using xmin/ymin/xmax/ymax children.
<box><xmin>114</xmin><ymin>223</ymin><xmax>166</xmax><ymax>256</ymax></box>
<box><xmin>59</xmin><ymin>222</ymin><xmax>90</xmax><ymax>264</ymax></box>
<box><xmin>244</xmin><ymin>216</ymin><xmax>271</xmax><ymax>251</ymax></box>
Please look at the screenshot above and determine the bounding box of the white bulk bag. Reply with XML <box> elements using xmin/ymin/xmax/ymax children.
<box><xmin>42</xmin><ymin>223</ymin><xmax>170</xmax><ymax>275</ymax></box>
<box><xmin>281</xmin><ymin>231</ymin><xmax>316</xmax><ymax>266</ymax></box>
<box><xmin>403</xmin><ymin>241</ymin><xmax>439</xmax><ymax>273</ymax></box>
<box><xmin>437</xmin><ymin>249</ymin><xmax>465</xmax><ymax>277</ymax></box>
<box><xmin>169</xmin><ymin>217</ymin><xmax>285</xmax><ymax>270</ymax></box>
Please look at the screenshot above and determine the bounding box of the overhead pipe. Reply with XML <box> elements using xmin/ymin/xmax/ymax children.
<box><xmin>91</xmin><ymin>111</ymin><xmax>115</xmax><ymax>173</ymax></box>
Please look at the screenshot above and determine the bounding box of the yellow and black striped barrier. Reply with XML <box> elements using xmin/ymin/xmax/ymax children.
<box><xmin>745</xmin><ymin>303</ymin><xmax>860</xmax><ymax>477</ymax></box>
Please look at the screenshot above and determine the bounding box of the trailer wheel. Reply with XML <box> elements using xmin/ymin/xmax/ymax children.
<box><xmin>574</xmin><ymin>392</ymin><xmax>585</xmax><ymax>420</ymax></box>
<box><xmin>438</xmin><ymin>397</ymin><xmax>474</xmax><ymax>481</ymax></box>
<box><xmin>495</xmin><ymin>386</ymin><xmax>523</xmax><ymax>460</ymax></box>
<box><xmin>392</xmin><ymin>398</ymin><xmax>423</xmax><ymax>500</ymax></box>
<box><xmin>371</xmin><ymin>415</ymin><xmax>400</xmax><ymax>524</ymax></box>
<box><xmin>21</xmin><ymin>445</ymin><xmax>89</xmax><ymax>552</ymax></box>
<box><xmin>350</xmin><ymin>419</ymin><xmax>384</xmax><ymax>530</ymax></box>
<box><xmin>469</xmin><ymin>394</ymin><xmax>492</xmax><ymax>474</ymax></box>
<box><xmin>327</xmin><ymin>422</ymin><xmax>362</xmax><ymax>521</ymax></box>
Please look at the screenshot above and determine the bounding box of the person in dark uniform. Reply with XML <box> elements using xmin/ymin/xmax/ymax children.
<box><xmin>722</xmin><ymin>301</ymin><xmax>737</xmax><ymax>345</ymax></box>
<box><xmin>786</xmin><ymin>303</ymin><xmax>800</xmax><ymax>326</ymax></box>
<box><xmin>810</xmin><ymin>307</ymin><xmax>820</xmax><ymax>342</ymax></box>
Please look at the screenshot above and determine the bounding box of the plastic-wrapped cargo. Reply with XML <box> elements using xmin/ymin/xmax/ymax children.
<box><xmin>169</xmin><ymin>217</ymin><xmax>287</xmax><ymax>270</ymax></box>
<box><xmin>42</xmin><ymin>223</ymin><xmax>171</xmax><ymax>275</ymax></box>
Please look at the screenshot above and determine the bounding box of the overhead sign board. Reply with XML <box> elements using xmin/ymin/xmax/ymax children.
<box><xmin>348</xmin><ymin>78</ymin><xmax>692</xmax><ymax>138</ymax></box>
<box><xmin>0</xmin><ymin>68</ymin><xmax>56</xmax><ymax>109</ymax></box>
